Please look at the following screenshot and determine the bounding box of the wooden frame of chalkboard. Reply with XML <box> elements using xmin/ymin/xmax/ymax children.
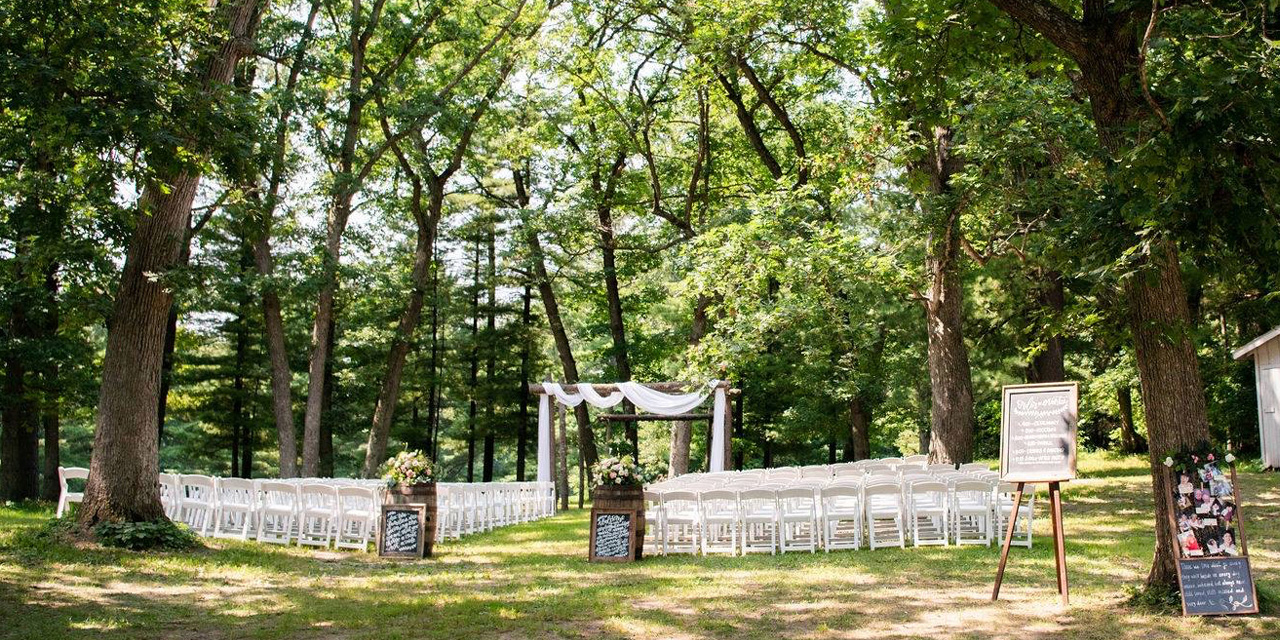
<box><xmin>999</xmin><ymin>382</ymin><xmax>1078</xmax><ymax>483</ymax></box>
<box><xmin>588</xmin><ymin>508</ymin><xmax>636</xmax><ymax>563</ymax></box>
<box><xmin>378</xmin><ymin>503</ymin><xmax>428</xmax><ymax>559</ymax></box>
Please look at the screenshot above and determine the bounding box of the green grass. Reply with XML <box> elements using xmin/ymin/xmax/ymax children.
<box><xmin>1</xmin><ymin>453</ymin><xmax>1277</xmax><ymax>639</ymax></box>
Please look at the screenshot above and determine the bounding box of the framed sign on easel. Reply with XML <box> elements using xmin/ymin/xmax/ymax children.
<box><xmin>991</xmin><ymin>382</ymin><xmax>1078</xmax><ymax>606</ymax></box>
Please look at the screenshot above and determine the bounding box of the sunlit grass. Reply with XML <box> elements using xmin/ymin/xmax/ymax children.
<box><xmin>1</xmin><ymin>454</ymin><xmax>1276</xmax><ymax>639</ymax></box>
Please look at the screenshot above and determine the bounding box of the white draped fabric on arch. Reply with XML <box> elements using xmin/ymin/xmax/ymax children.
<box><xmin>536</xmin><ymin>381</ymin><xmax>729</xmax><ymax>483</ymax></box>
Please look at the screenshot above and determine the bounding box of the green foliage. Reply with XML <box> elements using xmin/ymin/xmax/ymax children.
<box><xmin>93</xmin><ymin>520</ymin><xmax>201</xmax><ymax>552</ymax></box>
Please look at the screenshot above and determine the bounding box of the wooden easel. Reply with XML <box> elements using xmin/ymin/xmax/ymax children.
<box><xmin>991</xmin><ymin>480</ymin><xmax>1069</xmax><ymax>605</ymax></box>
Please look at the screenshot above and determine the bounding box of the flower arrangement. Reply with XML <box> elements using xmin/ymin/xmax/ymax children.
<box><xmin>1162</xmin><ymin>443</ymin><xmax>1236</xmax><ymax>474</ymax></box>
<box><xmin>382</xmin><ymin>450</ymin><xmax>435</xmax><ymax>486</ymax></box>
<box><xmin>590</xmin><ymin>455</ymin><xmax>654</xmax><ymax>488</ymax></box>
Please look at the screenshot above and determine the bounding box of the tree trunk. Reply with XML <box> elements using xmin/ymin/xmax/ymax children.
<box><xmin>2</xmin><ymin>234</ymin><xmax>40</xmax><ymax>501</ymax></box>
<box><xmin>519</xmin><ymin>169</ymin><xmax>598</xmax><ymax>476</ymax></box>
<box><xmin>467</xmin><ymin>238</ymin><xmax>480</xmax><ymax>484</ymax></box>
<box><xmin>427</xmin><ymin>234</ymin><xmax>441</xmax><ymax>459</ymax></box>
<box><xmin>597</xmin><ymin>203</ymin><xmax>637</xmax><ymax>456</ymax></box>
<box><xmin>318</xmin><ymin>314</ymin><xmax>336</xmax><ymax>478</ymax></box>
<box><xmin>517</xmin><ymin>285</ymin><xmax>531</xmax><ymax>481</ymax></box>
<box><xmin>256</xmin><ymin>238</ymin><xmax>298</xmax><ymax>477</ymax></box>
<box><xmin>924</xmin><ymin>206</ymin><xmax>976</xmax><ymax>464</ymax></box>
<box><xmin>362</xmin><ymin>185</ymin><xmax>441</xmax><ymax>477</ymax></box>
<box><xmin>557</xmin><ymin>402</ymin><xmax>569</xmax><ymax>510</ymax></box>
<box><xmin>80</xmin><ymin>172</ymin><xmax>203</xmax><ymax>523</ymax></box>
<box><xmin>1027</xmin><ymin>272</ymin><xmax>1066</xmax><ymax>383</ymax></box>
<box><xmin>1117</xmin><ymin>385</ymin><xmax>1146</xmax><ymax>454</ymax></box>
<box><xmin>849</xmin><ymin>395</ymin><xmax>872</xmax><ymax>461</ymax></box>
<box><xmin>482</xmin><ymin>221</ymin><xmax>497</xmax><ymax>482</ymax></box>
<box><xmin>80</xmin><ymin>0</ymin><xmax>266</xmax><ymax>515</ymax></box>
<box><xmin>668</xmin><ymin>421</ymin><xmax>691</xmax><ymax>476</ymax></box>
<box><xmin>39</xmin><ymin>268</ymin><xmax>61</xmax><ymax>500</ymax></box>
<box><xmin>1127</xmin><ymin>241</ymin><xmax>1213</xmax><ymax>588</ymax></box>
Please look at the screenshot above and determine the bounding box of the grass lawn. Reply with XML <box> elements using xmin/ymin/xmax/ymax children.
<box><xmin>1</xmin><ymin>454</ymin><xmax>1277</xmax><ymax>639</ymax></box>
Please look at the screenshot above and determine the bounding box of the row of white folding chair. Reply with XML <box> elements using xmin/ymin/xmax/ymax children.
<box><xmin>646</xmin><ymin>479</ymin><xmax>1031</xmax><ymax>555</ymax></box>
<box><xmin>159</xmin><ymin>474</ymin><xmax>381</xmax><ymax>550</ymax></box>
<box><xmin>436</xmin><ymin>482</ymin><xmax>554</xmax><ymax>540</ymax></box>
<box><xmin>648</xmin><ymin>485</ymin><xmax>865</xmax><ymax>556</ymax></box>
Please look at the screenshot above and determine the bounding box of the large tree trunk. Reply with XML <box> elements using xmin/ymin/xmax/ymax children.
<box><xmin>1027</xmin><ymin>272</ymin><xmax>1066</xmax><ymax>383</ymax></box>
<box><xmin>1</xmin><ymin>338</ymin><xmax>39</xmax><ymax>502</ymax></box>
<box><xmin>1128</xmin><ymin>241</ymin><xmax>1213</xmax><ymax>587</ymax></box>
<box><xmin>255</xmin><ymin>238</ymin><xmax>298</xmax><ymax>477</ymax></box>
<box><xmin>80</xmin><ymin>0</ymin><xmax>262</xmax><ymax>525</ymax></box>
<box><xmin>39</xmin><ymin>267</ymin><xmax>61</xmax><ymax>501</ymax></box>
<box><xmin>597</xmin><ymin>203</ymin><xmax>638</xmax><ymax>456</ymax></box>
<box><xmin>2</xmin><ymin>239</ymin><xmax>40</xmax><ymax>501</ymax></box>
<box><xmin>362</xmin><ymin>184</ymin><xmax>440</xmax><ymax>477</ymax></box>
<box><xmin>518</xmin><ymin>169</ymin><xmax>598</xmax><ymax>476</ymax></box>
<box><xmin>249</xmin><ymin>0</ymin><xmax>319</xmax><ymax>479</ymax></box>
<box><xmin>924</xmin><ymin>207</ymin><xmax>976</xmax><ymax>464</ymax></box>
<box><xmin>985</xmin><ymin>0</ymin><xmax>1216</xmax><ymax>590</ymax></box>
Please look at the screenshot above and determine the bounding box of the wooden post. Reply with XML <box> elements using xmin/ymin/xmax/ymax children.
<box><xmin>1049</xmin><ymin>481</ymin><xmax>1068</xmax><ymax>605</ymax></box>
<box><xmin>557</xmin><ymin>401</ymin><xmax>569</xmax><ymax>510</ymax></box>
<box><xmin>991</xmin><ymin>482</ymin><xmax>1025</xmax><ymax>601</ymax></box>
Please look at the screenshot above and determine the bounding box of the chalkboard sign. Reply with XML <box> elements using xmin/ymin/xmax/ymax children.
<box><xmin>1000</xmin><ymin>382</ymin><xmax>1078</xmax><ymax>482</ymax></box>
<box><xmin>588</xmin><ymin>508</ymin><xmax>635</xmax><ymax>563</ymax></box>
<box><xmin>1177</xmin><ymin>556</ymin><xmax>1258</xmax><ymax>616</ymax></box>
<box><xmin>378</xmin><ymin>503</ymin><xmax>428</xmax><ymax>559</ymax></box>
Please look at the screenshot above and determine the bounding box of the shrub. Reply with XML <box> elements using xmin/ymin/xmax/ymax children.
<box><xmin>94</xmin><ymin>519</ymin><xmax>201</xmax><ymax>552</ymax></box>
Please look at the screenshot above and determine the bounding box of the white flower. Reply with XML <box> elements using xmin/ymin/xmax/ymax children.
<box><xmin>1225</xmin><ymin>453</ymin><xmax>1236</xmax><ymax>463</ymax></box>
<box><xmin>1163</xmin><ymin>457</ymin><xmax>1174</xmax><ymax>467</ymax></box>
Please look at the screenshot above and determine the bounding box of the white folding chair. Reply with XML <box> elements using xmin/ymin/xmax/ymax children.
<box><xmin>958</xmin><ymin>463</ymin><xmax>991</xmax><ymax>473</ymax></box>
<box><xmin>907</xmin><ymin>479</ymin><xmax>949</xmax><ymax>546</ymax></box>
<box><xmin>177</xmin><ymin>474</ymin><xmax>217</xmax><ymax>536</ymax></box>
<box><xmin>644</xmin><ymin>490</ymin><xmax>665</xmax><ymax>556</ymax></box>
<box><xmin>821</xmin><ymin>484</ymin><xmax>862</xmax><ymax>551</ymax></box>
<box><xmin>158</xmin><ymin>472</ymin><xmax>179</xmax><ymax>519</ymax></box>
<box><xmin>297</xmin><ymin>483</ymin><xmax>339</xmax><ymax>548</ymax></box>
<box><xmin>778</xmin><ymin>487</ymin><xmax>819</xmax><ymax>553</ymax></box>
<box><xmin>902</xmin><ymin>454</ymin><xmax>928</xmax><ymax>467</ymax></box>
<box><xmin>864</xmin><ymin>481</ymin><xmax>906</xmax><ymax>550</ymax></box>
<box><xmin>256</xmin><ymin>481</ymin><xmax>298</xmax><ymax>545</ymax></box>
<box><xmin>56</xmin><ymin>467</ymin><xmax>88</xmax><ymax>518</ymax></box>
<box><xmin>952</xmin><ymin>479</ymin><xmax>994</xmax><ymax>546</ymax></box>
<box><xmin>659</xmin><ymin>490</ymin><xmax>701</xmax><ymax>554</ymax></box>
<box><xmin>213</xmin><ymin>477</ymin><xmax>257</xmax><ymax>540</ymax></box>
<box><xmin>996</xmin><ymin>482</ymin><xmax>1035</xmax><ymax>548</ymax></box>
<box><xmin>336</xmin><ymin>486</ymin><xmax>378</xmax><ymax>551</ymax></box>
<box><xmin>739</xmin><ymin>488</ymin><xmax>779</xmax><ymax>555</ymax></box>
<box><xmin>699</xmin><ymin>490</ymin><xmax>739</xmax><ymax>555</ymax></box>
<box><xmin>927</xmin><ymin>463</ymin><xmax>956</xmax><ymax>474</ymax></box>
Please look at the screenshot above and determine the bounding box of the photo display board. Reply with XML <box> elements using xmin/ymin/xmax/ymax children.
<box><xmin>378</xmin><ymin>503</ymin><xmax>427</xmax><ymax>559</ymax></box>
<box><xmin>1167</xmin><ymin>462</ymin><xmax>1257</xmax><ymax>616</ymax></box>
<box><xmin>588</xmin><ymin>509</ymin><xmax>635</xmax><ymax>563</ymax></box>
<box><xmin>1177</xmin><ymin>557</ymin><xmax>1258</xmax><ymax>616</ymax></box>
<box><xmin>999</xmin><ymin>382</ymin><xmax>1078</xmax><ymax>482</ymax></box>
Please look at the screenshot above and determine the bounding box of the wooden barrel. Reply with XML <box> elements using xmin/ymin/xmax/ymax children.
<box><xmin>384</xmin><ymin>482</ymin><xmax>437</xmax><ymax>558</ymax></box>
<box><xmin>593</xmin><ymin>485</ymin><xmax>646</xmax><ymax>560</ymax></box>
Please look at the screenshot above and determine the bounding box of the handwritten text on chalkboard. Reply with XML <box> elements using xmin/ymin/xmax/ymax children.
<box><xmin>593</xmin><ymin>512</ymin><xmax>632</xmax><ymax>559</ymax></box>
<box><xmin>1178</xmin><ymin>557</ymin><xmax>1257</xmax><ymax>616</ymax></box>
<box><xmin>382</xmin><ymin>508</ymin><xmax>422</xmax><ymax>556</ymax></box>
